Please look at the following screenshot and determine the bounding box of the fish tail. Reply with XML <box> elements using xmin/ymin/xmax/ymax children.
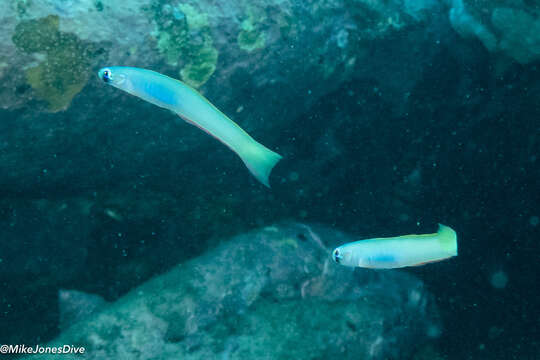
<box><xmin>437</xmin><ymin>224</ymin><xmax>458</xmax><ymax>256</ymax></box>
<box><xmin>237</xmin><ymin>140</ymin><xmax>282</xmax><ymax>187</ymax></box>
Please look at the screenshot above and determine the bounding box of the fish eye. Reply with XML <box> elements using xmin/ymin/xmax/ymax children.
<box><xmin>333</xmin><ymin>249</ymin><xmax>341</xmax><ymax>263</ymax></box>
<box><xmin>101</xmin><ymin>69</ymin><xmax>112</xmax><ymax>83</ymax></box>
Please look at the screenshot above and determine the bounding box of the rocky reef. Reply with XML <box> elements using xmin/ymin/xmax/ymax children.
<box><xmin>0</xmin><ymin>0</ymin><xmax>445</xmax><ymax>196</ymax></box>
<box><xmin>0</xmin><ymin>0</ymin><xmax>538</xmax><ymax>196</ymax></box>
<box><xmin>449</xmin><ymin>0</ymin><xmax>540</xmax><ymax>64</ymax></box>
<box><xmin>0</xmin><ymin>0</ymin><xmax>432</xmax><ymax>112</ymax></box>
<box><xmin>21</xmin><ymin>223</ymin><xmax>440</xmax><ymax>360</ymax></box>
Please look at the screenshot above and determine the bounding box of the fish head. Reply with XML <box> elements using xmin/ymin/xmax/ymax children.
<box><xmin>332</xmin><ymin>246</ymin><xmax>355</xmax><ymax>266</ymax></box>
<box><xmin>333</xmin><ymin>243</ymin><xmax>369</xmax><ymax>267</ymax></box>
<box><xmin>98</xmin><ymin>67</ymin><xmax>126</xmax><ymax>87</ymax></box>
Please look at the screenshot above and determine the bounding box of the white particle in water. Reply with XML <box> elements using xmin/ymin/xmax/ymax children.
<box><xmin>408</xmin><ymin>289</ymin><xmax>421</xmax><ymax>305</ymax></box>
<box><xmin>529</xmin><ymin>216</ymin><xmax>539</xmax><ymax>227</ymax></box>
<box><xmin>490</xmin><ymin>270</ymin><xmax>508</xmax><ymax>289</ymax></box>
<box><xmin>426</xmin><ymin>324</ymin><xmax>441</xmax><ymax>338</ymax></box>
<box><xmin>336</xmin><ymin>29</ymin><xmax>349</xmax><ymax>48</ymax></box>
<box><xmin>289</xmin><ymin>172</ymin><xmax>299</xmax><ymax>181</ymax></box>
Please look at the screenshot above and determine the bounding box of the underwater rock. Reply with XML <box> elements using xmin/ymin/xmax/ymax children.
<box><xmin>0</xmin><ymin>0</ymin><xmax>435</xmax><ymax>111</ymax></box>
<box><xmin>449</xmin><ymin>0</ymin><xmax>540</xmax><ymax>64</ymax></box>
<box><xmin>58</xmin><ymin>289</ymin><xmax>107</xmax><ymax>331</ymax></box>
<box><xmin>0</xmin><ymin>0</ymin><xmax>446</xmax><ymax>195</ymax></box>
<box><xmin>22</xmin><ymin>223</ymin><xmax>440</xmax><ymax>360</ymax></box>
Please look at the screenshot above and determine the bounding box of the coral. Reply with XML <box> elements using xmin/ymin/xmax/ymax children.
<box><xmin>11</xmin><ymin>15</ymin><xmax>96</xmax><ymax>111</ymax></box>
<box><xmin>150</xmin><ymin>2</ymin><xmax>218</xmax><ymax>88</ymax></box>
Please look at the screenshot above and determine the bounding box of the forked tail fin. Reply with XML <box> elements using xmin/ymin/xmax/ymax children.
<box><xmin>237</xmin><ymin>140</ymin><xmax>282</xmax><ymax>187</ymax></box>
<box><xmin>437</xmin><ymin>224</ymin><xmax>458</xmax><ymax>256</ymax></box>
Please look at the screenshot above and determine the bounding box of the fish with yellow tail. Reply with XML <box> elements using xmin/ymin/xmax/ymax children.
<box><xmin>332</xmin><ymin>224</ymin><xmax>458</xmax><ymax>269</ymax></box>
<box><xmin>98</xmin><ymin>67</ymin><xmax>282</xmax><ymax>187</ymax></box>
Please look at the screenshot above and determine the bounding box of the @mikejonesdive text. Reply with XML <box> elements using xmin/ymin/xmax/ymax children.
<box><xmin>0</xmin><ymin>344</ymin><xmax>85</xmax><ymax>355</ymax></box>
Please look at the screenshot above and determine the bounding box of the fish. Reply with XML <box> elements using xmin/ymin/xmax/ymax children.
<box><xmin>97</xmin><ymin>67</ymin><xmax>282</xmax><ymax>187</ymax></box>
<box><xmin>332</xmin><ymin>224</ymin><xmax>458</xmax><ymax>269</ymax></box>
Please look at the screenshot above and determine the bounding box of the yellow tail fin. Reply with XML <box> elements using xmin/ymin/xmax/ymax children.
<box><xmin>437</xmin><ymin>224</ymin><xmax>458</xmax><ymax>256</ymax></box>
<box><xmin>237</xmin><ymin>140</ymin><xmax>282</xmax><ymax>187</ymax></box>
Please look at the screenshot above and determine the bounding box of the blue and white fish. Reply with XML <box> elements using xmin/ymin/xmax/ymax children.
<box><xmin>332</xmin><ymin>224</ymin><xmax>458</xmax><ymax>269</ymax></box>
<box><xmin>98</xmin><ymin>67</ymin><xmax>282</xmax><ymax>187</ymax></box>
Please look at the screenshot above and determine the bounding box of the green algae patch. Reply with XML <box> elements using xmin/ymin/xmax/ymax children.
<box><xmin>24</xmin><ymin>64</ymin><xmax>87</xmax><ymax>112</ymax></box>
<box><xmin>150</xmin><ymin>2</ymin><xmax>218</xmax><ymax>88</ymax></box>
<box><xmin>12</xmin><ymin>15</ymin><xmax>97</xmax><ymax>111</ymax></box>
<box><xmin>238</xmin><ymin>15</ymin><xmax>267</xmax><ymax>53</ymax></box>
